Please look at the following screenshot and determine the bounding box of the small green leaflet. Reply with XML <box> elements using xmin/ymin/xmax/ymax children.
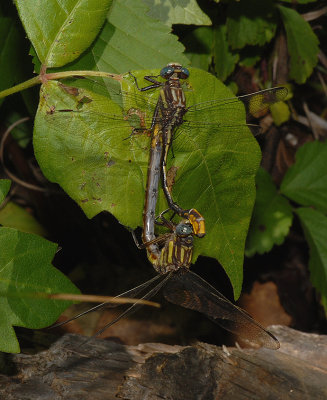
<box><xmin>278</xmin><ymin>5</ymin><xmax>319</xmax><ymax>84</ymax></box>
<box><xmin>0</xmin><ymin>202</ymin><xmax>47</xmax><ymax>236</ymax></box>
<box><xmin>246</xmin><ymin>168</ymin><xmax>293</xmax><ymax>257</ymax></box>
<box><xmin>227</xmin><ymin>0</ymin><xmax>277</xmax><ymax>50</ymax></box>
<box><xmin>297</xmin><ymin>207</ymin><xmax>327</xmax><ymax>311</ymax></box>
<box><xmin>0</xmin><ymin>228</ymin><xmax>79</xmax><ymax>353</ymax></box>
<box><xmin>281</xmin><ymin>141</ymin><xmax>327</xmax><ymax>214</ymax></box>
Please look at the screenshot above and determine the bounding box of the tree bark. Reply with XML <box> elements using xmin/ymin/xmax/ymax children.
<box><xmin>0</xmin><ymin>326</ymin><xmax>326</xmax><ymax>400</ymax></box>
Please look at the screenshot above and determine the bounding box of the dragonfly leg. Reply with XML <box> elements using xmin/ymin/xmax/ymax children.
<box><xmin>124</xmin><ymin>226</ymin><xmax>144</xmax><ymax>249</ymax></box>
<box><xmin>128</xmin><ymin>226</ymin><xmax>169</xmax><ymax>250</ymax></box>
<box><xmin>155</xmin><ymin>209</ymin><xmax>176</xmax><ymax>231</ymax></box>
<box><xmin>122</xmin><ymin>127</ymin><xmax>150</xmax><ymax>142</ymax></box>
<box><xmin>128</xmin><ymin>72</ymin><xmax>162</xmax><ymax>91</ymax></box>
<box><xmin>161</xmin><ymin>181</ymin><xmax>206</xmax><ymax>237</ymax></box>
<box><xmin>160</xmin><ymin>145</ymin><xmax>205</xmax><ymax>237</ymax></box>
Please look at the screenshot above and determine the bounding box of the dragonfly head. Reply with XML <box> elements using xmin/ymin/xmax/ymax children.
<box><xmin>175</xmin><ymin>221</ymin><xmax>193</xmax><ymax>237</ymax></box>
<box><xmin>161</xmin><ymin>63</ymin><xmax>190</xmax><ymax>81</ymax></box>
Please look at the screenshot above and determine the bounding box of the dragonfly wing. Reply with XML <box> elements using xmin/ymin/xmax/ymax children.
<box><xmin>51</xmin><ymin>273</ymin><xmax>164</xmax><ymax>329</ymax></box>
<box><xmin>93</xmin><ymin>272</ymin><xmax>172</xmax><ymax>338</ymax></box>
<box><xmin>187</xmin><ymin>87</ymin><xmax>288</xmax><ymax>119</ymax></box>
<box><xmin>35</xmin><ymin>80</ymin><xmax>154</xmax><ymax>229</ymax></box>
<box><xmin>163</xmin><ymin>270</ymin><xmax>279</xmax><ymax>349</ymax></box>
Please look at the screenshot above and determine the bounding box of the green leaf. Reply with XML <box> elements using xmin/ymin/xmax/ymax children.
<box><xmin>270</xmin><ymin>101</ymin><xmax>290</xmax><ymax>126</ymax></box>
<box><xmin>0</xmin><ymin>16</ymin><xmax>22</xmax><ymax>106</ymax></box>
<box><xmin>143</xmin><ymin>0</ymin><xmax>211</xmax><ymax>26</ymax></box>
<box><xmin>183</xmin><ymin>27</ymin><xmax>213</xmax><ymax>72</ymax></box>
<box><xmin>0</xmin><ymin>179</ymin><xmax>11</xmax><ymax>204</ymax></box>
<box><xmin>245</xmin><ymin>168</ymin><xmax>293</xmax><ymax>257</ymax></box>
<box><xmin>33</xmin><ymin>67</ymin><xmax>261</xmax><ymax>299</ymax></box>
<box><xmin>183</xmin><ymin>25</ymin><xmax>238</xmax><ymax>81</ymax></box>
<box><xmin>213</xmin><ymin>24</ymin><xmax>239</xmax><ymax>81</ymax></box>
<box><xmin>239</xmin><ymin>55</ymin><xmax>261</xmax><ymax>68</ymax></box>
<box><xmin>296</xmin><ymin>207</ymin><xmax>327</xmax><ymax>311</ymax></box>
<box><xmin>57</xmin><ymin>0</ymin><xmax>189</xmax><ymax>73</ymax></box>
<box><xmin>14</xmin><ymin>0</ymin><xmax>113</xmax><ymax>67</ymax></box>
<box><xmin>226</xmin><ymin>0</ymin><xmax>277</xmax><ymax>50</ymax></box>
<box><xmin>281</xmin><ymin>141</ymin><xmax>327</xmax><ymax>213</ymax></box>
<box><xmin>0</xmin><ymin>179</ymin><xmax>11</xmax><ymax>205</ymax></box>
<box><xmin>0</xmin><ymin>227</ymin><xmax>79</xmax><ymax>353</ymax></box>
<box><xmin>0</xmin><ymin>202</ymin><xmax>46</xmax><ymax>236</ymax></box>
<box><xmin>278</xmin><ymin>5</ymin><xmax>319</xmax><ymax>84</ymax></box>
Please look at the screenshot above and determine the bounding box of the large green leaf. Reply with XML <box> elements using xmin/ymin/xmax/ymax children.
<box><xmin>246</xmin><ymin>168</ymin><xmax>293</xmax><ymax>257</ymax></box>
<box><xmin>281</xmin><ymin>141</ymin><xmax>327</xmax><ymax>214</ymax></box>
<box><xmin>278</xmin><ymin>5</ymin><xmax>319</xmax><ymax>84</ymax></box>
<box><xmin>0</xmin><ymin>227</ymin><xmax>79</xmax><ymax>353</ymax></box>
<box><xmin>143</xmin><ymin>0</ymin><xmax>211</xmax><ymax>26</ymax></box>
<box><xmin>0</xmin><ymin>179</ymin><xmax>11</xmax><ymax>204</ymax></box>
<box><xmin>226</xmin><ymin>0</ymin><xmax>277</xmax><ymax>50</ymax></box>
<box><xmin>14</xmin><ymin>0</ymin><xmax>113</xmax><ymax>67</ymax></box>
<box><xmin>296</xmin><ymin>207</ymin><xmax>327</xmax><ymax>310</ymax></box>
<box><xmin>33</xmin><ymin>67</ymin><xmax>261</xmax><ymax>298</ymax></box>
<box><xmin>46</xmin><ymin>0</ymin><xmax>189</xmax><ymax>74</ymax></box>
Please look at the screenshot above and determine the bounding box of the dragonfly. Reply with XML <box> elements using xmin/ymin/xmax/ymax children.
<box><xmin>53</xmin><ymin>209</ymin><xmax>280</xmax><ymax>349</ymax></box>
<box><xmin>131</xmin><ymin>63</ymin><xmax>206</xmax><ymax>238</ymax></box>
<box><xmin>138</xmin><ymin>206</ymin><xmax>280</xmax><ymax>349</ymax></box>
<box><xmin>141</xmin><ymin>64</ymin><xmax>206</xmax><ymax>256</ymax></box>
<box><xmin>128</xmin><ymin>63</ymin><xmax>287</xmax><ymax>238</ymax></box>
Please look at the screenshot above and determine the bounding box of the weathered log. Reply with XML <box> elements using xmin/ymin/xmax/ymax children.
<box><xmin>0</xmin><ymin>326</ymin><xmax>326</xmax><ymax>400</ymax></box>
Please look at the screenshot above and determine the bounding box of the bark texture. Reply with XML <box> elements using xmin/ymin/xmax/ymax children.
<box><xmin>0</xmin><ymin>326</ymin><xmax>326</xmax><ymax>400</ymax></box>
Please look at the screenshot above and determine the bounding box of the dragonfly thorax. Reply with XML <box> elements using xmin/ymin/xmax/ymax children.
<box><xmin>162</xmin><ymin>84</ymin><xmax>186</xmax><ymax>109</ymax></box>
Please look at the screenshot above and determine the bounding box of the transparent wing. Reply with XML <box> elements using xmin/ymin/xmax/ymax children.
<box><xmin>51</xmin><ymin>273</ymin><xmax>165</xmax><ymax>329</ymax></box>
<box><xmin>43</xmin><ymin>79</ymin><xmax>287</xmax><ymax>139</ymax></box>
<box><xmin>186</xmin><ymin>87</ymin><xmax>288</xmax><ymax>118</ymax></box>
<box><xmin>163</xmin><ymin>269</ymin><xmax>280</xmax><ymax>349</ymax></box>
<box><xmin>38</xmin><ymin>80</ymin><xmax>154</xmax><ymax>165</ymax></box>
<box><xmin>93</xmin><ymin>272</ymin><xmax>172</xmax><ymax>338</ymax></box>
<box><xmin>36</xmin><ymin>78</ymin><xmax>287</xmax><ymax>245</ymax></box>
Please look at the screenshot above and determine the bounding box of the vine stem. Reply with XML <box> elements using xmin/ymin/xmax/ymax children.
<box><xmin>0</xmin><ymin>70</ymin><xmax>122</xmax><ymax>99</ymax></box>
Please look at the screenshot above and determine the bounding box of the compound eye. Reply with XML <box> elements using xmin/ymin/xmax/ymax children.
<box><xmin>180</xmin><ymin>67</ymin><xmax>190</xmax><ymax>79</ymax></box>
<box><xmin>160</xmin><ymin>66</ymin><xmax>174</xmax><ymax>79</ymax></box>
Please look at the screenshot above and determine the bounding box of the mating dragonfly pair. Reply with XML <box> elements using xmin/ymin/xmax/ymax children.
<box><xmin>50</xmin><ymin>63</ymin><xmax>287</xmax><ymax>349</ymax></box>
